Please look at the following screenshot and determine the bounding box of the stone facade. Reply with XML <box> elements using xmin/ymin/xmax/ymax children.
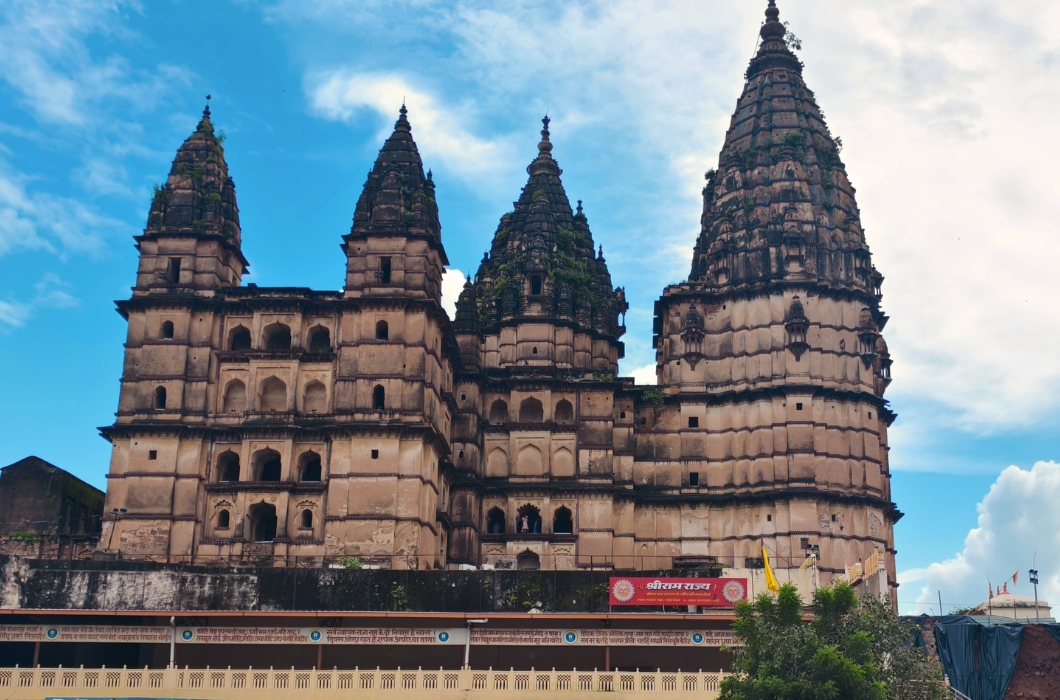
<box><xmin>98</xmin><ymin>2</ymin><xmax>898</xmax><ymax>595</ymax></box>
<box><xmin>0</xmin><ymin>456</ymin><xmax>104</xmax><ymax>559</ymax></box>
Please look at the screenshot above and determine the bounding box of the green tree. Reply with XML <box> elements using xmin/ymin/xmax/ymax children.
<box><xmin>720</xmin><ymin>582</ymin><xmax>947</xmax><ymax>700</ymax></box>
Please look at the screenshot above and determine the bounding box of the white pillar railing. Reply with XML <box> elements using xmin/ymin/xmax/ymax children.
<box><xmin>0</xmin><ymin>665</ymin><xmax>729</xmax><ymax>696</ymax></box>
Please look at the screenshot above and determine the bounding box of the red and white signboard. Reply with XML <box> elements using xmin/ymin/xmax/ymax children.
<box><xmin>609</xmin><ymin>577</ymin><xmax>748</xmax><ymax>607</ymax></box>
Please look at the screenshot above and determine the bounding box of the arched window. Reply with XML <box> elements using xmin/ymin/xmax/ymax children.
<box><xmin>487</xmin><ymin>507</ymin><xmax>505</xmax><ymax>534</ymax></box>
<box><xmin>217</xmin><ymin>509</ymin><xmax>231</xmax><ymax>529</ymax></box>
<box><xmin>555</xmin><ymin>399</ymin><xmax>574</xmax><ymax>424</ymax></box>
<box><xmin>517</xmin><ymin>504</ymin><xmax>542</xmax><ymax>534</ymax></box>
<box><xmin>376</xmin><ymin>320</ymin><xmax>389</xmax><ymax>341</ymax></box>
<box><xmin>300</xmin><ymin>509</ymin><xmax>313</xmax><ymax>529</ymax></box>
<box><xmin>517</xmin><ymin>550</ymin><xmax>541</xmax><ymax>570</ymax></box>
<box><xmin>519</xmin><ymin>397</ymin><xmax>543</xmax><ymax>423</ymax></box>
<box><xmin>372</xmin><ymin>384</ymin><xmax>385</xmax><ymax>410</ymax></box>
<box><xmin>259</xmin><ymin>376</ymin><xmax>287</xmax><ymax>412</ymax></box>
<box><xmin>160</xmin><ymin>320</ymin><xmax>174</xmax><ymax>339</ymax></box>
<box><xmin>302</xmin><ymin>381</ymin><xmax>327</xmax><ymax>414</ymax></box>
<box><xmin>229</xmin><ymin>326</ymin><xmax>251</xmax><ymax>351</ymax></box>
<box><xmin>489</xmin><ymin>399</ymin><xmax>509</xmax><ymax>424</ymax></box>
<box><xmin>307</xmin><ymin>326</ymin><xmax>331</xmax><ymax>353</ymax></box>
<box><xmin>530</xmin><ymin>275</ymin><xmax>542</xmax><ymax>295</ymax></box>
<box><xmin>253</xmin><ymin>449</ymin><xmax>282</xmax><ymax>482</ymax></box>
<box><xmin>300</xmin><ymin>452</ymin><xmax>322</xmax><ymax>482</ymax></box>
<box><xmin>216</xmin><ymin>451</ymin><xmax>240</xmax><ymax>482</ymax></box>
<box><xmin>553</xmin><ymin>506</ymin><xmax>573</xmax><ymax>534</ymax></box>
<box><xmin>222</xmin><ymin>380</ymin><xmax>246</xmax><ymax>413</ymax></box>
<box><xmin>248</xmin><ymin>502</ymin><xmax>277</xmax><ymax>542</ymax></box>
<box><xmin>154</xmin><ymin>386</ymin><xmax>167</xmax><ymax>410</ymax></box>
<box><xmin>263</xmin><ymin>322</ymin><xmax>292</xmax><ymax>351</ymax></box>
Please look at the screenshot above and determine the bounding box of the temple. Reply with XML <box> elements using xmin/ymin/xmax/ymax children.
<box><xmin>96</xmin><ymin>1</ymin><xmax>898</xmax><ymax>597</ymax></box>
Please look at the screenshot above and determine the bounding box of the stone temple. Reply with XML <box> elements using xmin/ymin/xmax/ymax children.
<box><xmin>98</xmin><ymin>1</ymin><xmax>898</xmax><ymax>598</ymax></box>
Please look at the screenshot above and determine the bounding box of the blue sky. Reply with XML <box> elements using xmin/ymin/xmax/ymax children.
<box><xmin>1</xmin><ymin>0</ymin><xmax>1059</xmax><ymax>614</ymax></box>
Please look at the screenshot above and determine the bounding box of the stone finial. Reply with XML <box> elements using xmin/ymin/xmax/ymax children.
<box><xmin>761</xmin><ymin>0</ymin><xmax>785</xmax><ymax>41</ymax></box>
<box><xmin>395</xmin><ymin>103</ymin><xmax>411</xmax><ymax>132</ymax></box>
<box><xmin>538</xmin><ymin>115</ymin><xmax>553</xmax><ymax>154</ymax></box>
<box><xmin>576</xmin><ymin>200</ymin><xmax>583</xmax><ymax>215</ymax></box>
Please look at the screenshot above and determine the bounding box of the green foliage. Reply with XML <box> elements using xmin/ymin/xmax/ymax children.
<box><xmin>742</xmin><ymin>201</ymin><xmax>756</xmax><ymax>215</ymax></box>
<box><xmin>206</xmin><ymin>192</ymin><xmax>222</xmax><ymax>202</ymax></box>
<box><xmin>641</xmin><ymin>387</ymin><xmax>665</xmax><ymax>406</ymax></box>
<box><xmin>217</xmin><ymin>129</ymin><xmax>227</xmax><ymax>145</ymax></box>
<box><xmin>189</xmin><ymin>165</ymin><xmax>205</xmax><ymax>181</ymax></box>
<box><xmin>339</xmin><ymin>555</ymin><xmax>363</xmax><ymax>570</ymax></box>
<box><xmin>192</xmin><ymin>219</ymin><xmax>206</xmax><ymax>233</ymax></box>
<box><xmin>404</xmin><ymin>211</ymin><xmax>416</xmax><ymax>225</ymax></box>
<box><xmin>783</xmin><ymin>130</ymin><xmax>805</xmax><ymax>149</ymax></box>
<box><xmin>703</xmin><ymin>169</ymin><xmax>718</xmax><ymax>200</ymax></box>
<box><xmin>783</xmin><ymin>22</ymin><xmax>802</xmax><ymax>52</ymax></box>
<box><xmin>151</xmin><ymin>184</ymin><xmax>167</xmax><ymax>205</ymax></box>
<box><xmin>949</xmin><ymin>605</ymin><xmax>977</xmax><ymax>616</ymax></box>
<box><xmin>739</xmin><ymin>146</ymin><xmax>759</xmax><ymax>172</ymax></box>
<box><xmin>720</xmin><ymin>583</ymin><xmax>946</xmax><ymax>700</ymax></box>
<box><xmin>389</xmin><ymin>584</ymin><xmax>409</xmax><ymax>611</ymax></box>
<box><xmin>8</xmin><ymin>530</ymin><xmax>38</xmax><ymax>545</ymax></box>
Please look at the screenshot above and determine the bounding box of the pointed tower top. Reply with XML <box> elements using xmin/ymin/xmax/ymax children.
<box><xmin>538</xmin><ymin>115</ymin><xmax>552</xmax><ymax>154</ymax></box>
<box><xmin>576</xmin><ymin>199</ymin><xmax>583</xmax><ymax>215</ymax></box>
<box><xmin>747</xmin><ymin>0</ymin><xmax>801</xmax><ymax>78</ymax></box>
<box><xmin>761</xmin><ymin>0</ymin><xmax>783</xmax><ymax>40</ymax></box>
<box><xmin>395</xmin><ymin>103</ymin><xmax>411</xmax><ymax>133</ymax></box>
<box><xmin>196</xmin><ymin>94</ymin><xmax>214</xmax><ymax>133</ymax></box>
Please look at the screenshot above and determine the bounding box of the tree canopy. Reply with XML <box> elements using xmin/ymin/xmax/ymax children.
<box><xmin>719</xmin><ymin>582</ymin><xmax>947</xmax><ymax>700</ymax></box>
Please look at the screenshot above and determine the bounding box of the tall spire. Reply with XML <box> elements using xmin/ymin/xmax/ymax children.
<box><xmin>747</xmin><ymin>0</ymin><xmax>801</xmax><ymax>78</ymax></box>
<box><xmin>686</xmin><ymin>0</ymin><xmax>877</xmax><ymax>303</ymax></box>
<box><xmin>347</xmin><ymin>105</ymin><xmax>441</xmax><ymax>241</ymax></box>
<box><xmin>146</xmin><ymin>101</ymin><xmax>240</xmax><ymax>244</ymax></box>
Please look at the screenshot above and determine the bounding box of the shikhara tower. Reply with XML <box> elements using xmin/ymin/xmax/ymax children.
<box><xmin>98</xmin><ymin>2</ymin><xmax>898</xmax><ymax>596</ymax></box>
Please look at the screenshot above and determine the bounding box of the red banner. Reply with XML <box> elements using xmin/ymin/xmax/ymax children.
<box><xmin>609</xmin><ymin>577</ymin><xmax>748</xmax><ymax>607</ymax></box>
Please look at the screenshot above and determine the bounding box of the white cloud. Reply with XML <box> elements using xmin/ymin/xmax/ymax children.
<box><xmin>441</xmin><ymin>267</ymin><xmax>464</xmax><ymax>320</ymax></box>
<box><xmin>0</xmin><ymin>272</ymin><xmax>80</xmax><ymax>328</ymax></box>
<box><xmin>900</xmin><ymin>461</ymin><xmax>1060</xmax><ymax>615</ymax></box>
<box><xmin>0</xmin><ymin>157</ymin><xmax>123</xmax><ymax>258</ymax></box>
<box><xmin>0</xmin><ymin>0</ymin><xmax>189</xmax><ymax>128</ymax></box>
<box><xmin>308</xmin><ymin>72</ymin><xmax>512</xmax><ymax>181</ymax></box>
<box><xmin>626</xmin><ymin>363</ymin><xmax>657</xmax><ymax>386</ymax></box>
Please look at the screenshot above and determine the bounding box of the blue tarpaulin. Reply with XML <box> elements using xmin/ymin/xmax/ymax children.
<box><xmin>933</xmin><ymin>616</ymin><xmax>1023</xmax><ymax>700</ymax></box>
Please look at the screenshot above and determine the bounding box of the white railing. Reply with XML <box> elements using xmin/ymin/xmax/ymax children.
<box><xmin>0</xmin><ymin>666</ymin><xmax>729</xmax><ymax>697</ymax></box>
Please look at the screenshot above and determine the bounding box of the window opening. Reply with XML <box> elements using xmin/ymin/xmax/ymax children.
<box><xmin>688</xmin><ymin>416</ymin><xmax>699</xmax><ymax>428</ymax></box>
<box><xmin>217</xmin><ymin>510</ymin><xmax>230</xmax><ymax>529</ymax></box>
<box><xmin>553</xmin><ymin>507</ymin><xmax>574</xmax><ymax>534</ymax></box>
<box><xmin>308</xmin><ymin>326</ymin><xmax>331</xmax><ymax>352</ymax></box>
<box><xmin>248</xmin><ymin>503</ymin><xmax>277</xmax><ymax>542</ymax></box>
<box><xmin>160</xmin><ymin>320</ymin><xmax>174</xmax><ymax>339</ymax></box>
<box><xmin>229</xmin><ymin>326</ymin><xmax>251</xmax><ymax>351</ymax></box>
<box><xmin>517</xmin><ymin>550</ymin><xmax>541</xmax><ymax>570</ymax></box>
<box><xmin>300</xmin><ymin>509</ymin><xmax>313</xmax><ymax>529</ymax></box>
<box><xmin>554</xmin><ymin>399</ymin><xmax>574</xmax><ymax>424</ymax></box>
<box><xmin>376</xmin><ymin>320</ymin><xmax>389</xmax><ymax>341</ymax></box>
<box><xmin>380</xmin><ymin>257</ymin><xmax>392</xmax><ymax>284</ymax></box>
<box><xmin>489</xmin><ymin>399</ymin><xmax>509</xmax><ymax>424</ymax></box>
<box><xmin>254</xmin><ymin>449</ymin><xmax>282</xmax><ymax>481</ymax></box>
<box><xmin>796</xmin><ymin>402</ymin><xmax>803</xmax><ymax>410</ymax></box>
<box><xmin>487</xmin><ymin>507</ymin><xmax>505</xmax><ymax>534</ymax></box>
<box><xmin>168</xmin><ymin>258</ymin><xmax>181</xmax><ymax>284</ymax></box>
<box><xmin>263</xmin><ymin>323</ymin><xmax>292</xmax><ymax>351</ymax></box>
<box><xmin>689</xmin><ymin>472</ymin><xmax>699</xmax><ymax>487</ymax></box>
<box><xmin>530</xmin><ymin>275</ymin><xmax>542</xmax><ymax>295</ymax></box>
<box><xmin>519</xmin><ymin>397</ymin><xmax>544</xmax><ymax>423</ymax></box>
<box><xmin>154</xmin><ymin>386</ymin><xmax>167</xmax><ymax>410</ymax></box>
<box><xmin>301</xmin><ymin>453</ymin><xmax>322</xmax><ymax>481</ymax></box>
<box><xmin>371</xmin><ymin>449</ymin><xmax>379</xmax><ymax>459</ymax></box>
<box><xmin>148</xmin><ymin>450</ymin><xmax>157</xmax><ymax>461</ymax></box>
<box><xmin>767</xmin><ymin>514</ymin><xmax>772</xmax><ymax>522</ymax></box>
<box><xmin>517</xmin><ymin>504</ymin><xmax>542</xmax><ymax>534</ymax></box>
<box><xmin>372</xmin><ymin>384</ymin><xmax>385</xmax><ymax>410</ymax></box>
<box><xmin>217</xmin><ymin>452</ymin><xmax>240</xmax><ymax>482</ymax></box>
<box><xmin>223</xmin><ymin>380</ymin><xmax>246</xmax><ymax>413</ymax></box>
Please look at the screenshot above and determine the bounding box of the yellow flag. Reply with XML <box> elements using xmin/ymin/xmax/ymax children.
<box><xmin>763</xmin><ymin>546</ymin><xmax>781</xmax><ymax>593</ymax></box>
